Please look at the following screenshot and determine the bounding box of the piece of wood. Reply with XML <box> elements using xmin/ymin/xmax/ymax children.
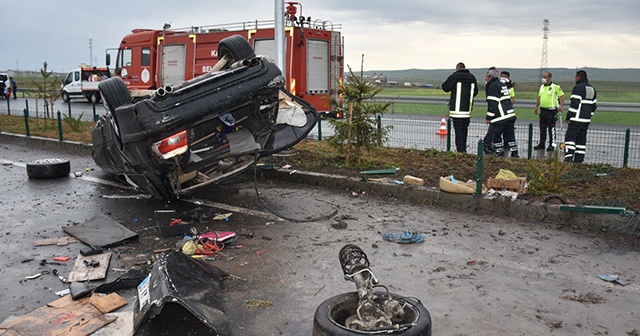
<box><xmin>90</xmin><ymin>293</ymin><xmax>128</xmax><ymax>314</ymax></box>
<box><xmin>67</xmin><ymin>252</ymin><xmax>112</xmax><ymax>282</ymax></box>
<box><xmin>33</xmin><ymin>236</ymin><xmax>80</xmax><ymax>246</ymax></box>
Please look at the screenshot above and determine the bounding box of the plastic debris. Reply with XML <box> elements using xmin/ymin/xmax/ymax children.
<box><xmin>382</xmin><ymin>230</ymin><xmax>424</xmax><ymax>244</ymax></box>
<box><xmin>597</xmin><ymin>274</ymin><xmax>630</xmax><ymax>286</ymax></box>
<box><xmin>53</xmin><ymin>256</ymin><xmax>70</xmax><ymax>262</ymax></box>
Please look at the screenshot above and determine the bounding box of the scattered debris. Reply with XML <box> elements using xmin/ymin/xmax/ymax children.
<box><xmin>101</xmin><ymin>194</ymin><xmax>152</xmax><ymax>199</ymax></box>
<box><xmin>244</xmin><ymin>299</ymin><xmax>273</xmax><ymax>309</ymax></box>
<box><xmin>24</xmin><ymin>273</ymin><xmax>42</xmax><ymax>280</ymax></box>
<box><xmin>382</xmin><ymin>230</ymin><xmax>424</xmax><ymax>244</ymax></box>
<box><xmin>63</xmin><ymin>213</ymin><xmax>138</xmax><ymax>247</ymax></box>
<box><xmin>597</xmin><ymin>274</ymin><xmax>630</xmax><ymax>286</ymax></box>
<box><xmin>212</xmin><ymin>213</ymin><xmax>233</xmax><ymax>221</ymax></box>
<box><xmin>0</xmin><ymin>295</ymin><xmax>118</xmax><ymax>335</ymax></box>
<box><xmin>134</xmin><ymin>251</ymin><xmax>229</xmax><ymax>334</ymax></box>
<box><xmin>560</xmin><ymin>292</ymin><xmax>605</xmax><ymax>304</ymax></box>
<box><xmin>33</xmin><ymin>236</ymin><xmax>79</xmax><ymax>246</ymax></box>
<box><xmin>331</xmin><ymin>221</ymin><xmax>348</xmax><ymax>230</ymax></box>
<box><xmin>90</xmin><ymin>293</ymin><xmax>128</xmax><ymax>314</ymax></box>
<box><xmin>67</xmin><ymin>252</ymin><xmax>112</xmax><ymax>282</ymax></box>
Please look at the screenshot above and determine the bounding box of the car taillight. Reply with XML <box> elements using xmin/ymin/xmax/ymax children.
<box><xmin>152</xmin><ymin>130</ymin><xmax>188</xmax><ymax>159</ymax></box>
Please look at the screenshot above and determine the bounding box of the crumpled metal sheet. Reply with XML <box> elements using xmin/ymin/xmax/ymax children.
<box><xmin>133</xmin><ymin>251</ymin><xmax>230</xmax><ymax>335</ymax></box>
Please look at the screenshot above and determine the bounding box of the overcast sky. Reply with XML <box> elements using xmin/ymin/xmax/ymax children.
<box><xmin>3</xmin><ymin>1</ymin><xmax>639</xmax><ymax>74</ymax></box>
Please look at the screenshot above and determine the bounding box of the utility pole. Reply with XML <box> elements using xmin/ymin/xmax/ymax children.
<box><xmin>274</xmin><ymin>0</ymin><xmax>286</xmax><ymax>76</ymax></box>
<box><xmin>89</xmin><ymin>38</ymin><xmax>94</xmax><ymax>67</ymax></box>
<box><xmin>539</xmin><ymin>19</ymin><xmax>549</xmax><ymax>79</ymax></box>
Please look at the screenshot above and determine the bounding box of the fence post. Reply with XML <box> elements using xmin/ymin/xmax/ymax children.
<box><xmin>92</xmin><ymin>101</ymin><xmax>97</xmax><ymax>122</ymax></box>
<box><xmin>623</xmin><ymin>129</ymin><xmax>630</xmax><ymax>168</ymax></box>
<box><xmin>446</xmin><ymin>117</ymin><xmax>451</xmax><ymax>152</ymax></box>
<box><xmin>57</xmin><ymin>111</ymin><xmax>64</xmax><ymax>142</ymax></box>
<box><xmin>25</xmin><ymin>99</ymin><xmax>29</xmax><ymax>116</ymax></box>
<box><xmin>67</xmin><ymin>100</ymin><xmax>72</xmax><ymax>118</ymax></box>
<box><xmin>377</xmin><ymin>114</ymin><xmax>382</xmax><ymax>146</ymax></box>
<box><xmin>527</xmin><ymin>123</ymin><xmax>533</xmax><ymax>159</ymax></box>
<box><xmin>474</xmin><ymin>139</ymin><xmax>484</xmax><ymax>196</ymax></box>
<box><xmin>6</xmin><ymin>97</ymin><xmax>10</xmax><ymax>116</ymax></box>
<box><xmin>23</xmin><ymin>109</ymin><xmax>30</xmax><ymax>137</ymax></box>
<box><xmin>317</xmin><ymin>113</ymin><xmax>322</xmax><ymax>141</ymax></box>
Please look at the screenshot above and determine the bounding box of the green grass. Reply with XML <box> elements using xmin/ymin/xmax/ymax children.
<box><xmin>389</xmin><ymin>103</ymin><xmax>639</xmax><ymax>125</ymax></box>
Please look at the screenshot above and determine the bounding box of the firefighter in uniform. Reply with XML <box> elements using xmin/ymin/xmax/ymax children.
<box><xmin>442</xmin><ymin>62</ymin><xmax>478</xmax><ymax>153</ymax></box>
<box><xmin>485</xmin><ymin>69</ymin><xmax>518</xmax><ymax>157</ymax></box>
<box><xmin>564</xmin><ymin>70</ymin><xmax>597</xmax><ymax>163</ymax></box>
<box><xmin>534</xmin><ymin>71</ymin><xmax>565</xmax><ymax>151</ymax></box>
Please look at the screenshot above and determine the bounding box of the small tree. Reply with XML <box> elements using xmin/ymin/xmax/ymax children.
<box><xmin>327</xmin><ymin>55</ymin><xmax>392</xmax><ymax>167</ymax></box>
<box><xmin>32</xmin><ymin>62</ymin><xmax>61</xmax><ymax>128</ymax></box>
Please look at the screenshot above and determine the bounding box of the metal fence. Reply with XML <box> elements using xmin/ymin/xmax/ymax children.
<box><xmin>1</xmin><ymin>98</ymin><xmax>639</xmax><ymax>168</ymax></box>
<box><xmin>310</xmin><ymin>115</ymin><xmax>640</xmax><ymax>169</ymax></box>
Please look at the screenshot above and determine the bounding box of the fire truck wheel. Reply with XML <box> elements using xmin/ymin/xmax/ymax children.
<box><xmin>61</xmin><ymin>92</ymin><xmax>70</xmax><ymax>103</ymax></box>
<box><xmin>98</xmin><ymin>77</ymin><xmax>132</xmax><ymax>114</ymax></box>
<box><xmin>218</xmin><ymin>35</ymin><xmax>256</xmax><ymax>65</ymax></box>
<box><xmin>26</xmin><ymin>158</ymin><xmax>71</xmax><ymax>179</ymax></box>
<box><xmin>313</xmin><ymin>292</ymin><xmax>432</xmax><ymax>336</ymax></box>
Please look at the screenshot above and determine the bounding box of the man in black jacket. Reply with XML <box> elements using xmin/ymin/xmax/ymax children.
<box><xmin>442</xmin><ymin>62</ymin><xmax>478</xmax><ymax>153</ymax></box>
<box><xmin>485</xmin><ymin>69</ymin><xmax>518</xmax><ymax>157</ymax></box>
<box><xmin>564</xmin><ymin>70</ymin><xmax>597</xmax><ymax>163</ymax></box>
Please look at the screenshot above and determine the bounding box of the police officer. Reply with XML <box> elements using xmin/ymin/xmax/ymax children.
<box><xmin>534</xmin><ymin>71</ymin><xmax>565</xmax><ymax>151</ymax></box>
<box><xmin>564</xmin><ymin>70</ymin><xmax>597</xmax><ymax>163</ymax></box>
<box><xmin>442</xmin><ymin>62</ymin><xmax>478</xmax><ymax>153</ymax></box>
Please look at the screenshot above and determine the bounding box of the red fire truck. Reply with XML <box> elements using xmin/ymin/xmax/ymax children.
<box><xmin>106</xmin><ymin>2</ymin><xmax>344</xmax><ymax>117</ymax></box>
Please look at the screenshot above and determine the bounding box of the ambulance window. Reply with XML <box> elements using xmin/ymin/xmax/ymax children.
<box><xmin>74</xmin><ymin>71</ymin><xmax>80</xmax><ymax>82</ymax></box>
<box><xmin>142</xmin><ymin>48</ymin><xmax>151</xmax><ymax>66</ymax></box>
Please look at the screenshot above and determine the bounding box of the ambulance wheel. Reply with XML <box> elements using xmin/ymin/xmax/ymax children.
<box><xmin>313</xmin><ymin>292</ymin><xmax>431</xmax><ymax>336</ymax></box>
<box><xmin>98</xmin><ymin>77</ymin><xmax>132</xmax><ymax>114</ymax></box>
<box><xmin>61</xmin><ymin>92</ymin><xmax>70</xmax><ymax>103</ymax></box>
<box><xmin>218</xmin><ymin>35</ymin><xmax>255</xmax><ymax>64</ymax></box>
<box><xmin>26</xmin><ymin>158</ymin><xmax>70</xmax><ymax>179</ymax></box>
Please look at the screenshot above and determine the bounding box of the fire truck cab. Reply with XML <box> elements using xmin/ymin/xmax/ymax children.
<box><xmin>107</xmin><ymin>2</ymin><xmax>344</xmax><ymax>117</ymax></box>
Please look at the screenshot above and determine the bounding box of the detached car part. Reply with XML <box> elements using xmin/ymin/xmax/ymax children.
<box><xmin>26</xmin><ymin>158</ymin><xmax>70</xmax><ymax>179</ymax></box>
<box><xmin>134</xmin><ymin>251</ymin><xmax>230</xmax><ymax>335</ymax></box>
<box><xmin>313</xmin><ymin>244</ymin><xmax>432</xmax><ymax>335</ymax></box>
<box><xmin>91</xmin><ymin>35</ymin><xmax>317</xmax><ymax>199</ymax></box>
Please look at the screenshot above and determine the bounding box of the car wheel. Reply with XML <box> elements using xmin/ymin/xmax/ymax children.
<box><xmin>218</xmin><ymin>35</ymin><xmax>255</xmax><ymax>64</ymax></box>
<box><xmin>61</xmin><ymin>92</ymin><xmax>70</xmax><ymax>103</ymax></box>
<box><xmin>88</xmin><ymin>91</ymin><xmax>101</xmax><ymax>104</ymax></box>
<box><xmin>98</xmin><ymin>77</ymin><xmax>132</xmax><ymax>114</ymax></box>
<box><xmin>26</xmin><ymin>158</ymin><xmax>71</xmax><ymax>179</ymax></box>
<box><xmin>313</xmin><ymin>292</ymin><xmax>431</xmax><ymax>336</ymax></box>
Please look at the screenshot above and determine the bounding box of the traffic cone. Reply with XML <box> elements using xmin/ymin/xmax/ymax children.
<box><xmin>436</xmin><ymin>116</ymin><xmax>447</xmax><ymax>135</ymax></box>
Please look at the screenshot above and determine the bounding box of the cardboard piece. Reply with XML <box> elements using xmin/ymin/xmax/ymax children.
<box><xmin>0</xmin><ymin>295</ymin><xmax>117</xmax><ymax>336</ymax></box>
<box><xmin>90</xmin><ymin>293</ymin><xmax>128</xmax><ymax>314</ymax></box>
<box><xmin>487</xmin><ymin>177</ymin><xmax>528</xmax><ymax>194</ymax></box>
<box><xmin>67</xmin><ymin>252</ymin><xmax>112</xmax><ymax>283</ymax></box>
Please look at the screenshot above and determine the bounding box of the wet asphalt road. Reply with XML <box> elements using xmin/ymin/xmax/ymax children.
<box><xmin>1</xmin><ymin>141</ymin><xmax>640</xmax><ymax>336</ymax></box>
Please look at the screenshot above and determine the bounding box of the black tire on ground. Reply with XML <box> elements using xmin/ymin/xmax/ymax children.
<box><xmin>98</xmin><ymin>77</ymin><xmax>132</xmax><ymax>114</ymax></box>
<box><xmin>61</xmin><ymin>92</ymin><xmax>70</xmax><ymax>103</ymax></box>
<box><xmin>217</xmin><ymin>35</ymin><xmax>255</xmax><ymax>65</ymax></box>
<box><xmin>26</xmin><ymin>158</ymin><xmax>71</xmax><ymax>179</ymax></box>
<box><xmin>313</xmin><ymin>292</ymin><xmax>431</xmax><ymax>336</ymax></box>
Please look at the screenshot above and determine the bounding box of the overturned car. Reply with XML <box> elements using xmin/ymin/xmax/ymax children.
<box><xmin>91</xmin><ymin>35</ymin><xmax>317</xmax><ymax>200</ymax></box>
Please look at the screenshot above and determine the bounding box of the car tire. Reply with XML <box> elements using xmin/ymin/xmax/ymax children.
<box><xmin>98</xmin><ymin>77</ymin><xmax>132</xmax><ymax>114</ymax></box>
<box><xmin>61</xmin><ymin>92</ymin><xmax>70</xmax><ymax>103</ymax></box>
<box><xmin>88</xmin><ymin>91</ymin><xmax>101</xmax><ymax>104</ymax></box>
<box><xmin>26</xmin><ymin>158</ymin><xmax>71</xmax><ymax>179</ymax></box>
<box><xmin>313</xmin><ymin>292</ymin><xmax>431</xmax><ymax>336</ymax></box>
<box><xmin>217</xmin><ymin>35</ymin><xmax>255</xmax><ymax>65</ymax></box>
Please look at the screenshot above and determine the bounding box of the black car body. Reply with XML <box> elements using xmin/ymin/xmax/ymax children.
<box><xmin>91</xmin><ymin>36</ymin><xmax>316</xmax><ymax>199</ymax></box>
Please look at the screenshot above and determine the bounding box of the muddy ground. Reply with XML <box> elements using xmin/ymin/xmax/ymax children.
<box><xmin>0</xmin><ymin>140</ymin><xmax>639</xmax><ymax>336</ymax></box>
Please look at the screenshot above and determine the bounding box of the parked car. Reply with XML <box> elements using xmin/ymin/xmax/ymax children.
<box><xmin>91</xmin><ymin>35</ymin><xmax>317</xmax><ymax>199</ymax></box>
